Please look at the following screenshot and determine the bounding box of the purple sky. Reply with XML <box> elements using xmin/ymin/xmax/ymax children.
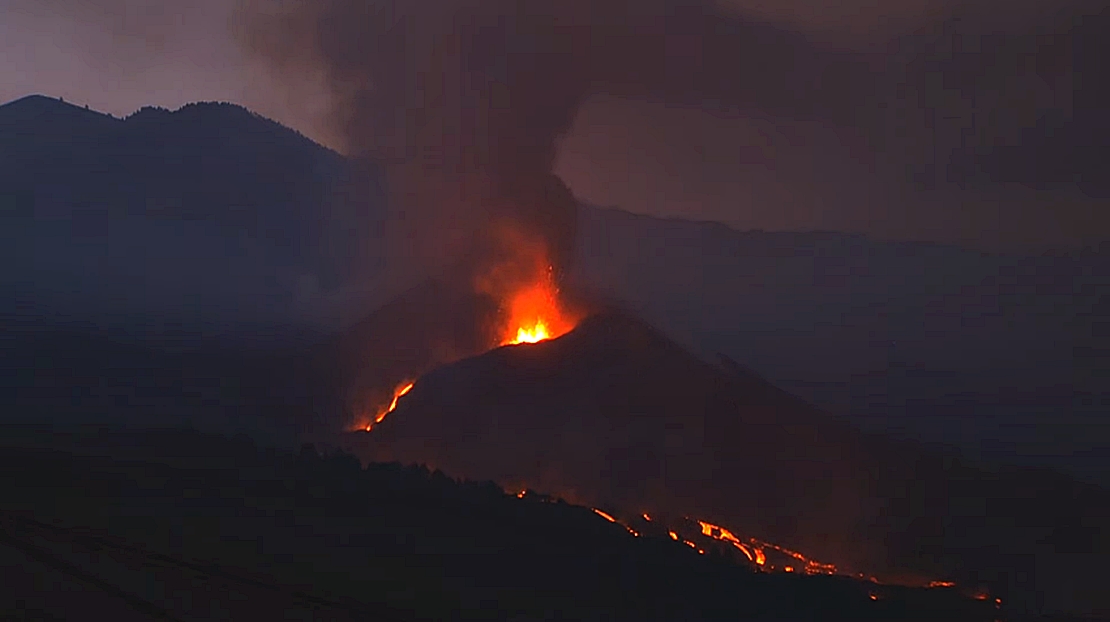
<box><xmin>3</xmin><ymin>0</ymin><xmax>1106</xmax><ymax>251</ymax></box>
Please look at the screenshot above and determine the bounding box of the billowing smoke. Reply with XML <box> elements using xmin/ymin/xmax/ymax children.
<box><xmin>235</xmin><ymin>0</ymin><xmax>869</xmax><ymax>291</ymax></box>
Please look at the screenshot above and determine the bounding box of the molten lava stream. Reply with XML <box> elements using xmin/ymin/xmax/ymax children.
<box><xmin>364</xmin><ymin>380</ymin><xmax>415</xmax><ymax>431</ymax></box>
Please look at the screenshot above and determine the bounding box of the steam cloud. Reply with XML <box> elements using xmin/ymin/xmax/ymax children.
<box><xmin>235</xmin><ymin>0</ymin><xmax>871</xmax><ymax>289</ymax></box>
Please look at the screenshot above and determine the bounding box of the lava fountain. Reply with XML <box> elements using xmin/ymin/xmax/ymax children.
<box><xmin>500</xmin><ymin>264</ymin><xmax>576</xmax><ymax>346</ymax></box>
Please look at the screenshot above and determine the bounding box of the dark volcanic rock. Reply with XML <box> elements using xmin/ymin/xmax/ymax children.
<box><xmin>342</xmin><ymin>312</ymin><xmax>1110</xmax><ymax>617</ymax></box>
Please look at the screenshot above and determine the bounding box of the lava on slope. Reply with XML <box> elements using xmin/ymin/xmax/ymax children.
<box><xmin>336</xmin><ymin>310</ymin><xmax>1110</xmax><ymax>616</ymax></box>
<box><xmin>332</xmin><ymin>252</ymin><xmax>582</xmax><ymax>432</ymax></box>
<box><xmin>360</xmin><ymin>379</ymin><xmax>415</xmax><ymax>432</ymax></box>
<box><xmin>509</xmin><ymin>489</ymin><xmax>1001</xmax><ymax>613</ymax></box>
<box><xmin>350</xmin><ymin>311</ymin><xmax>879</xmax><ymax>573</ymax></box>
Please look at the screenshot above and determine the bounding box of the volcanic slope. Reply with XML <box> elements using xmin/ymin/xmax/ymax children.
<box><xmin>343</xmin><ymin>312</ymin><xmax>1110</xmax><ymax>618</ymax></box>
<box><xmin>296</xmin><ymin>277</ymin><xmax>503</xmax><ymax>433</ymax></box>
<box><xmin>0</xmin><ymin>425</ymin><xmax>998</xmax><ymax>622</ymax></box>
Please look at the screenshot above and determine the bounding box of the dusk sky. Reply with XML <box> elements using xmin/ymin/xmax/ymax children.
<box><xmin>4</xmin><ymin>0</ymin><xmax>1107</xmax><ymax>251</ymax></box>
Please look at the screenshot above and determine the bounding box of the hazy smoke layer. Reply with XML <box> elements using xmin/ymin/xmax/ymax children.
<box><xmin>235</xmin><ymin>0</ymin><xmax>872</xmax><ymax>286</ymax></box>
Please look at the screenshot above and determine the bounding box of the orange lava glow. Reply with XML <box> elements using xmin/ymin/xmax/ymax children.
<box><xmin>694</xmin><ymin>518</ymin><xmax>839</xmax><ymax>576</ymax></box>
<box><xmin>364</xmin><ymin>380</ymin><xmax>415</xmax><ymax>431</ymax></box>
<box><xmin>592</xmin><ymin>508</ymin><xmax>640</xmax><ymax>537</ymax></box>
<box><xmin>593</xmin><ymin>508</ymin><xmax>617</xmax><ymax>523</ymax></box>
<box><xmin>698</xmin><ymin>520</ymin><xmax>755</xmax><ymax>562</ymax></box>
<box><xmin>500</xmin><ymin>265</ymin><xmax>575</xmax><ymax>346</ymax></box>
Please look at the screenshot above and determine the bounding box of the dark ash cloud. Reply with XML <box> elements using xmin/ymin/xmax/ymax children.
<box><xmin>234</xmin><ymin>0</ymin><xmax>885</xmax><ymax>284</ymax></box>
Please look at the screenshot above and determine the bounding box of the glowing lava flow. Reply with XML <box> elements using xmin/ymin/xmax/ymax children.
<box><xmin>592</xmin><ymin>508</ymin><xmax>640</xmax><ymax>537</ymax></box>
<box><xmin>513</xmin><ymin>494</ymin><xmax>969</xmax><ymax>595</ymax></box>
<box><xmin>500</xmin><ymin>265</ymin><xmax>575</xmax><ymax>346</ymax></box>
<box><xmin>695</xmin><ymin>519</ymin><xmax>842</xmax><ymax>575</ymax></box>
<box><xmin>364</xmin><ymin>380</ymin><xmax>415</xmax><ymax>431</ymax></box>
<box><xmin>360</xmin><ymin>262</ymin><xmax>575</xmax><ymax>433</ymax></box>
<box><xmin>698</xmin><ymin>520</ymin><xmax>757</xmax><ymax>563</ymax></box>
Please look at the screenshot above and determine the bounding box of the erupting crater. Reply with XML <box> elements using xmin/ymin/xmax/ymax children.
<box><xmin>356</xmin><ymin>259</ymin><xmax>579</xmax><ymax>432</ymax></box>
<box><xmin>499</xmin><ymin>265</ymin><xmax>576</xmax><ymax>346</ymax></box>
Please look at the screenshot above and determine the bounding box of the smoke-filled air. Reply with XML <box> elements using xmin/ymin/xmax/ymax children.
<box><xmin>234</xmin><ymin>0</ymin><xmax>867</xmax><ymax>296</ymax></box>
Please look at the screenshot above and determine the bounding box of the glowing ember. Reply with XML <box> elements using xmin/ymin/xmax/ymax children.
<box><xmin>500</xmin><ymin>265</ymin><xmax>575</xmax><ymax>346</ymax></box>
<box><xmin>364</xmin><ymin>380</ymin><xmax>415</xmax><ymax>431</ymax></box>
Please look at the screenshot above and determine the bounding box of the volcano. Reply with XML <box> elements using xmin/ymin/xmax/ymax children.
<box><xmin>297</xmin><ymin>263</ymin><xmax>586</xmax><ymax>435</ymax></box>
<box><xmin>331</xmin><ymin>310</ymin><xmax>1110</xmax><ymax>617</ymax></box>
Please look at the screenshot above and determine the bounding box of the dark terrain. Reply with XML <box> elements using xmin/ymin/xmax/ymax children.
<box><xmin>2</xmin><ymin>95</ymin><xmax>1108</xmax><ymax>620</ymax></box>
<box><xmin>339</xmin><ymin>311</ymin><xmax>1110</xmax><ymax>617</ymax></box>
<box><xmin>0</xmin><ymin>425</ymin><xmax>999</xmax><ymax>621</ymax></box>
<box><xmin>3</xmin><ymin>94</ymin><xmax>1107</xmax><ymax>485</ymax></box>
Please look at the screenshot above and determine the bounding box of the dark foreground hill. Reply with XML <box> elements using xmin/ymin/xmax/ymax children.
<box><xmin>0</xmin><ymin>425</ymin><xmax>997</xmax><ymax>621</ymax></box>
<box><xmin>8</xmin><ymin>292</ymin><xmax>1103</xmax><ymax>617</ymax></box>
<box><xmin>340</xmin><ymin>312</ymin><xmax>1110</xmax><ymax>618</ymax></box>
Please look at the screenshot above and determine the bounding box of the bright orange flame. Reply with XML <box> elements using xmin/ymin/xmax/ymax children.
<box><xmin>364</xmin><ymin>380</ymin><xmax>415</xmax><ymax>431</ymax></box>
<box><xmin>500</xmin><ymin>265</ymin><xmax>575</xmax><ymax>346</ymax></box>
<box><xmin>512</xmin><ymin>321</ymin><xmax>551</xmax><ymax>344</ymax></box>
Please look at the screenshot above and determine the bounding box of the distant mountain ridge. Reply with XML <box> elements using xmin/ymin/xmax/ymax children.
<box><xmin>0</xmin><ymin>94</ymin><xmax>328</xmax><ymax>153</ymax></box>
<box><xmin>0</xmin><ymin>94</ymin><xmax>386</xmax><ymax>331</ymax></box>
<box><xmin>1</xmin><ymin>94</ymin><xmax>1106</xmax><ymax>486</ymax></box>
<box><xmin>573</xmin><ymin>205</ymin><xmax>1110</xmax><ymax>485</ymax></box>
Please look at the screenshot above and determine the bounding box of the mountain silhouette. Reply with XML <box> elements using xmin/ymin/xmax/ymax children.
<box><xmin>2</xmin><ymin>95</ymin><xmax>1107</xmax><ymax>619</ymax></box>
<box><xmin>3</xmin><ymin>95</ymin><xmax>1106</xmax><ymax>490</ymax></box>
<box><xmin>1</xmin><ymin>94</ymin><xmax>385</xmax><ymax>333</ymax></box>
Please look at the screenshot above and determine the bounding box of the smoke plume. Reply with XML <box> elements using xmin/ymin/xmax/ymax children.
<box><xmin>235</xmin><ymin>0</ymin><xmax>872</xmax><ymax>289</ymax></box>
